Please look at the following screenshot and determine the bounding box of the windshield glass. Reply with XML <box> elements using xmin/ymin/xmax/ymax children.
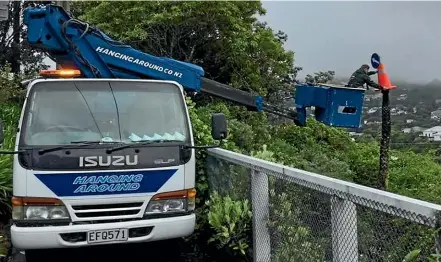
<box><xmin>20</xmin><ymin>80</ymin><xmax>190</xmax><ymax>146</ymax></box>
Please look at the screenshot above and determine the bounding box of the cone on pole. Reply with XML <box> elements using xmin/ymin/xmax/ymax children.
<box><xmin>377</xmin><ymin>62</ymin><xmax>396</xmax><ymax>90</ymax></box>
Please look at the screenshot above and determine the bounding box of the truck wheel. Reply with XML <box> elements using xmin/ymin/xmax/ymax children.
<box><xmin>7</xmin><ymin>251</ymin><xmax>25</xmax><ymax>262</ymax></box>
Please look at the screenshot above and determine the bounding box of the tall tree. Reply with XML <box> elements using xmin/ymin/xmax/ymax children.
<box><xmin>71</xmin><ymin>1</ymin><xmax>300</xmax><ymax>106</ymax></box>
<box><xmin>304</xmin><ymin>70</ymin><xmax>336</xmax><ymax>84</ymax></box>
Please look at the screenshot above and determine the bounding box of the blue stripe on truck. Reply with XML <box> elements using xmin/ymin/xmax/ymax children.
<box><xmin>34</xmin><ymin>169</ymin><xmax>178</xmax><ymax>197</ymax></box>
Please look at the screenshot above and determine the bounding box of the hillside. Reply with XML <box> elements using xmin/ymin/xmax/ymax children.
<box><xmin>363</xmin><ymin>83</ymin><xmax>441</xmax><ymax>127</ymax></box>
<box><xmin>347</xmin><ymin>80</ymin><xmax>440</xmax><ymax>141</ymax></box>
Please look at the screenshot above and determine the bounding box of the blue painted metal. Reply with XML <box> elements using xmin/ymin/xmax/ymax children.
<box><xmin>23</xmin><ymin>4</ymin><xmax>366</xmax><ymax>129</ymax></box>
<box><xmin>35</xmin><ymin>169</ymin><xmax>177</xmax><ymax>197</ymax></box>
<box><xmin>295</xmin><ymin>84</ymin><xmax>365</xmax><ymax>128</ymax></box>
<box><xmin>255</xmin><ymin>96</ymin><xmax>264</xmax><ymax>112</ymax></box>
<box><xmin>23</xmin><ymin>5</ymin><xmax>205</xmax><ymax>91</ymax></box>
<box><xmin>371</xmin><ymin>53</ymin><xmax>381</xmax><ymax>69</ymax></box>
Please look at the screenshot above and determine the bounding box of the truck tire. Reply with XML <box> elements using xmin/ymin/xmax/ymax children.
<box><xmin>8</xmin><ymin>251</ymin><xmax>25</xmax><ymax>262</ymax></box>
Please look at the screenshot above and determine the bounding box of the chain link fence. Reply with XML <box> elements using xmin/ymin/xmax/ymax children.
<box><xmin>206</xmin><ymin>148</ymin><xmax>441</xmax><ymax>262</ymax></box>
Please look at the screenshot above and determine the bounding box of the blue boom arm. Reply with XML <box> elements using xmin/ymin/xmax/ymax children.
<box><xmin>23</xmin><ymin>4</ymin><xmax>299</xmax><ymax>122</ymax></box>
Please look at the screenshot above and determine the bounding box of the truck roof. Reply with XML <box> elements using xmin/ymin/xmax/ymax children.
<box><xmin>22</xmin><ymin>77</ymin><xmax>186</xmax><ymax>93</ymax></box>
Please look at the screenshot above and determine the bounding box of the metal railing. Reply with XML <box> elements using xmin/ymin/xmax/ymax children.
<box><xmin>206</xmin><ymin>148</ymin><xmax>441</xmax><ymax>262</ymax></box>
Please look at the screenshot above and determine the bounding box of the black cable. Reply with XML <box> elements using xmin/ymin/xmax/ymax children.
<box><xmin>107</xmin><ymin>82</ymin><xmax>122</xmax><ymax>142</ymax></box>
<box><xmin>390</xmin><ymin>142</ymin><xmax>441</xmax><ymax>145</ymax></box>
<box><xmin>56</xmin><ymin>4</ymin><xmax>129</xmax><ymax>48</ymax></box>
<box><xmin>61</xmin><ymin>19</ymin><xmax>101</xmax><ymax>77</ymax></box>
<box><xmin>72</xmin><ymin>82</ymin><xmax>104</xmax><ymax>140</ymax></box>
<box><xmin>64</xmin><ymin>18</ymin><xmax>131</xmax><ymax>48</ymax></box>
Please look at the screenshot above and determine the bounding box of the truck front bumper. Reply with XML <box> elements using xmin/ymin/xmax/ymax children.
<box><xmin>11</xmin><ymin>214</ymin><xmax>195</xmax><ymax>250</ymax></box>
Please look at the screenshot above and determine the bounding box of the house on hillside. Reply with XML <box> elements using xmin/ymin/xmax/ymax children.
<box><xmin>422</xmin><ymin>126</ymin><xmax>441</xmax><ymax>141</ymax></box>
<box><xmin>422</xmin><ymin>126</ymin><xmax>441</xmax><ymax>137</ymax></box>
<box><xmin>402</xmin><ymin>128</ymin><xmax>411</xmax><ymax>133</ymax></box>
<box><xmin>397</xmin><ymin>94</ymin><xmax>407</xmax><ymax>101</ymax></box>
<box><xmin>391</xmin><ymin>108</ymin><xmax>407</xmax><ymax>116</ymax></box>
<box><xmin>431</xmin><ymin>110</ymin><xmax>441</xmax><ymax>120</ymax></box>
<box><xmin>365</xmin><ymin>94</ymin><xmax>382</xmax><ymax>101</ymax></box>
<box><xmin>402</xmin><ymin>126</ymin><xmax>424</xmax><ymax>134</ymax></box>
<box><xmin>431</xmin><ymin>135</ymin><xmax>441</xmax><ymax>142</ymax></box>
<box><xmin>368</xmin><ymin>107</ymin><xmax>379</xmax><ymax>114</ymax></box>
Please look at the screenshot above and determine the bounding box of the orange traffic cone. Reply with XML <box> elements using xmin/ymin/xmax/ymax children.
<box><xmin>377</xmin><ymin>63</ymin><xmax>397</xmax><ymax>90</ymax></box>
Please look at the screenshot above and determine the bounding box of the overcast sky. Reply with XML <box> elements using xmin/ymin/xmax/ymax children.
<box><xmin>45</xmin><ymin>1</ymin><xmax>441</xmax><ymax>84</ymax></box>
<box><xmin>260</xmin><ymin>1</ymin><xmax>441</xmax><ymax>84</ymax></box>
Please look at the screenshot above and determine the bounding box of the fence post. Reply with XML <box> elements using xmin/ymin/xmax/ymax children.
<box><xmin>331</xmin><ymin>196</ymin><xmax>359</xmax><ymax>262</ymax></box>
<box><xmin>251</xmin><ymin>169</ymin><xmax>271</xmax><ymax>262</ymax></box>
<box><xmin>435</xmin><ymin>211</ymin><xmax>441</xmax><ymax>255</ymax></box>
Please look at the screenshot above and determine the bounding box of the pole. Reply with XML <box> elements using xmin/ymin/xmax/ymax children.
<box><xmin>11</xmin><ymin>0</ymin><xmax>20</xmax><ymax>74</ymax></box>
<box><xmin>371</xmin><ymin>53</ymin><xmax>392</xmax><ymax>191</ymax></box>
<box><xmin>0</xmin><ymin>0</ymin><xmax>8</xmax><ymax>22</ymax></box>
<box><xmin>55</xmin><ymin>1</ymin><xmax>70</xmax><ymax>69</ymax></box>
<box><xmin>379</xmin><ymin>89</ymin><xmax>391</xmax><ymax>190</ymax></box>
<box><xmin>59</xmin><ymin>0</ymin><xmax>70</xmax><ymax>13</ymax></box>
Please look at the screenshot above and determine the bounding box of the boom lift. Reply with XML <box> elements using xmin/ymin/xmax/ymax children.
<box><xmin>24</xmin><ymin>4</ymin><xmax>366</xmax><ymax>128</ymax></box>
<box><xmin>0</xmin><ymin>4</ymin><xmax>367</xmax><ymax>260</ymax></box>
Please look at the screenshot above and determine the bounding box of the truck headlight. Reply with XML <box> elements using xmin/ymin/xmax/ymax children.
<box><xmin>12</xmin><ymin>197</ymin><xmax>70</xmax><ymax>220</ymax></box>
<box><xmin>145</xmin><ymin>188</ymin><xmax>196</xmax><ymax>215</ymax></box>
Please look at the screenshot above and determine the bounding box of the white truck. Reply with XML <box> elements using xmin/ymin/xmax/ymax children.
<box><xmin>0</xmin><ymin>76</ymin><xmax>227</xmax><ymax>261</ymax></box>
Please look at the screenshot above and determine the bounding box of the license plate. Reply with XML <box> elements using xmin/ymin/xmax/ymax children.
<box><xmin>87</xmin><ymin>228</ymin><xmax>129</xmax><ymax>244</ymax></box>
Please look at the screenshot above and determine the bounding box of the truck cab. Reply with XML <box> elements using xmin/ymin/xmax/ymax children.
<box><xmin>0</xmin><ymin>71</ymin><xmax>227</xmax><ymax>258</ymax></box>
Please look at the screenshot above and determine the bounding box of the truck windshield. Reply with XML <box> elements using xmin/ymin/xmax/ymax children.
<box><xmin>20</xmin><ymin>80</ymin><xmax>190</xmax><ymax>146</ymax></box>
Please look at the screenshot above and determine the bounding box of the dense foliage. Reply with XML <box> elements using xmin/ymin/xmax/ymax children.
<box><xmin>0</xmin><ymin>65</ymin><xmax>22</xmax><ymax>221</ymax></box>
<box><xmin>0</xmin><ymin>1</ymin><xmax>440</xmax><ymax>260</ymax></box>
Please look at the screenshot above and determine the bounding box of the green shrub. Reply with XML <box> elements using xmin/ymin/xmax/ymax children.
<box><xmin>207</xmin><ymin>191</ymin><xmax>252</xmax><ymax>258</ymax></box>
<box><xmin>0</xmin><ymin>103</ymin><xmax>20</xmax><ymax>217</ymax></box>
<box><xmin>0</xmin><ymin>65</ymin><xmax>26</xmax><ymax>104</ymax></box>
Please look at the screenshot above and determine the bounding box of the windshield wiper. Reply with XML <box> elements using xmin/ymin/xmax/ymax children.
<box><xmin>70</xmin><ymin>140</ymin><xmax>121</xmax><ymax>144</ymax></box>
<box><xmin>106</xmin><ymin>140</ymin><xmax>185</xmax><ymax>153</ymax></box>
<box><xmin>38</xmin><ymin>141</ymin><xmax>121</xmax><ymax>155</ymax></box>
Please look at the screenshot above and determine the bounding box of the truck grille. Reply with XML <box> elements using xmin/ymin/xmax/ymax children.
<box><xmin>71</xmin><ymin>202</ymin><xmax>144</xmax><ymax>220</ymax></box>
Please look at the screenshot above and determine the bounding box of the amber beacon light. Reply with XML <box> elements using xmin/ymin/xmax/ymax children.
<box><xmin>39</xmin><ymin>69</ymin><xmax>82</xmax><ymax>78</ymax></box>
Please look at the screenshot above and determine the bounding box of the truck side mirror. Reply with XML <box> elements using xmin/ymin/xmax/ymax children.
<box><xmin>211</xmin><ymin>113</ymin><xmax>228</xmax><ymax>140</ymax></box>
<box><xmin>0</xmin><ymin>119</ymin><xmax>4</xmax><ymax>145</ymax></box>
